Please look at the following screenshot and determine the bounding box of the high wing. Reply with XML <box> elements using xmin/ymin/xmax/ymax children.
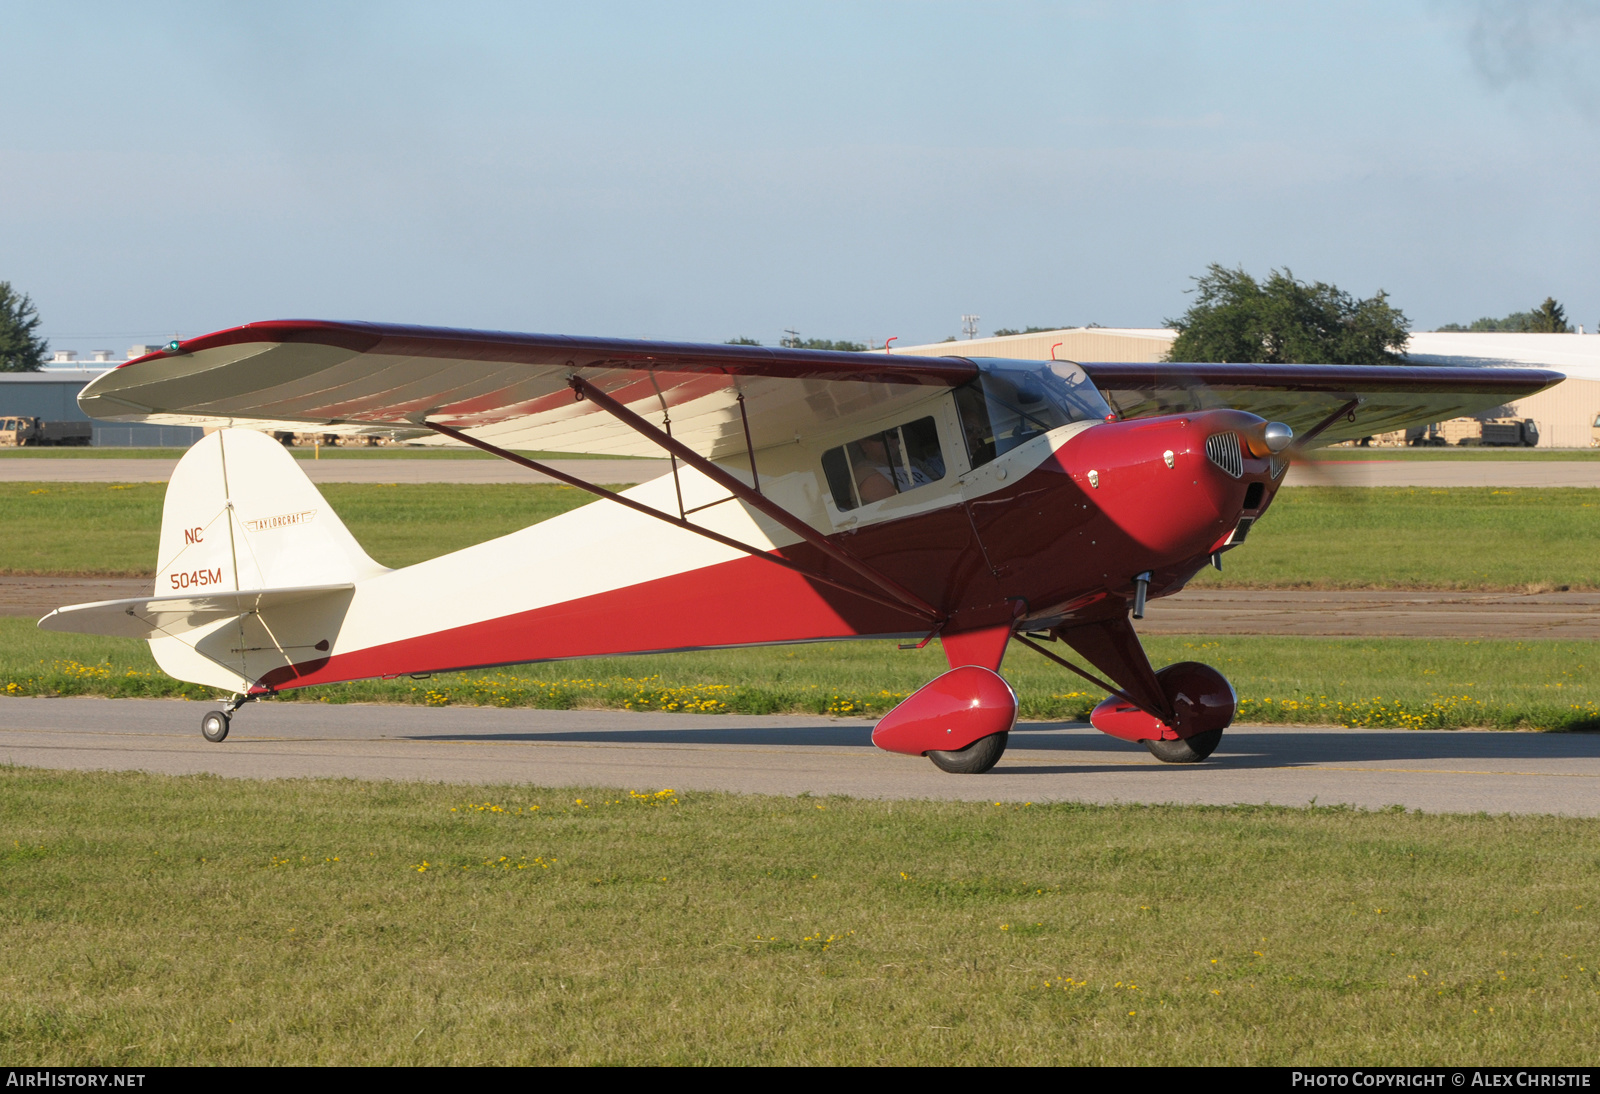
<box><xmin>78</xmin><ymin>321</ymin><xmax>978</xmax><ymax>459</ymax></box>
<box><xmin>78</xmin><ymin>321</ymin><xmax>1561</xmax><ymax>457</ymax></box>
<box><xmin>1082</xmin><ymin>362</ymin><xmax>1561</xmax><ymax>448</ymax></box>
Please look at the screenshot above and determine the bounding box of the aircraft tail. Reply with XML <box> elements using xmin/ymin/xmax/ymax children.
<box><xmin>152</xmin><ymin>428</ymin><xmax>385</xmax><ymax>595</ymax></box>
<box><xmin>41</xmin><ymin>429</ymin><xmax>388</xmax><ymax>692</ymax></box>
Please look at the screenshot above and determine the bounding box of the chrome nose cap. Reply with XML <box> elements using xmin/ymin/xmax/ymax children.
<box><xmin>1262</xmin><ymin>421</ymin><xmax>1294</xmax><ymax>453</ymax></box>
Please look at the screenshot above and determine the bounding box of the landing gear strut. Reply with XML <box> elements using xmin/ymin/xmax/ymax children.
<box><xmin>201</xmin><ymin>693</ymin><xmax>250</xmax><ymax>744</ymax></box>
<box><xmin>1017</xmin><ymin>618</ymin><xmax>1236</xmax><ymax>765</ymax></box>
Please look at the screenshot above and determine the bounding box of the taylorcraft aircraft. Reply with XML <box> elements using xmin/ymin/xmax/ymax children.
<box><xmin>40</xmin><ymin>322</ymin><xmax>1560</xmax><ymax>771</ymax></box>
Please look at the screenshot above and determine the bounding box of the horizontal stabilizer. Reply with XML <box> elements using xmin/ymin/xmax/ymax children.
<box><xmin>38</xmin><ymin>584</ymin><xmax>356</xmax><ymax>640</ymax></box>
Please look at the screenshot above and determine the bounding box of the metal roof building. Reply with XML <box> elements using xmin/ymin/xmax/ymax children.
<box><xmin>0</xmin><ymin>369</ymin><xmax>202</xmax><ymax>446</ymax></box>
<box><xmin>886</xmin><ymin>328</ymin><xmax>1600</xmax><ymax>448</ymax></box>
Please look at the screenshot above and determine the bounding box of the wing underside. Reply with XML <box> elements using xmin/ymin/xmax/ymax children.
<box><xmin>1084</xmin><ymin>362</ymin><xmax>1560</xmax><ymax>448</ymax></box>
<box><xmin>78</xmin><ymin>322</ymin><xmax>979</xmax><ymax>459</ymax></box>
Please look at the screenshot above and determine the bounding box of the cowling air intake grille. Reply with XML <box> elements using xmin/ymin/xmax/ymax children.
<box><xmin>1205</xmin><ymin>432</ymin><xmax>1244</xmax><ymax>479</ymax></box>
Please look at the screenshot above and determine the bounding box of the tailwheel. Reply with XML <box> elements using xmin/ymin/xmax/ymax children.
<box><xmin>927</xmin><ymin>731</ymin><xmax>1009</xmax><ymax>775</ymax></box>
<box><xmin>1144</xmin><ymin>727</ymin><xmax>1223</xmax><ymax>764</ymax></box>
<box><xmin>201</xmin><ymin>710</ymin><xmax>230</xmax><ymax>743</ymax></box>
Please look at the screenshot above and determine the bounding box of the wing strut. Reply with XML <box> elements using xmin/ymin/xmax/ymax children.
<box><xmin>566</xmin><ymin>375</ymin><xmax>946</xmax><ymax>623</ymax></box>
<box><xmin>1298</xmin><ymin>397</ymin><xmax>1362</xmax><ymax>447</ymax></box>
<box><xmin>424</xmin><ymin>421</ymin><xmax>943</xmax><ymax>625</ymax></box>
<box><xmin>1013</xmin><ymin>633</ymin><xmax>1148</xmax><ymax>713</ymax></box>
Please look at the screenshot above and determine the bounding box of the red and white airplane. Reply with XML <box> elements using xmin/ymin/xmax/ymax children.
<box><xmin>39</xmin><ymin>322</ymin><xmax>1558</xmax><ymax>771</ymax></box>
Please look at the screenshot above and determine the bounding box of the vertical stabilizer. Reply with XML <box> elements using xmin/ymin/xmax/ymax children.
<box><xmin>150</xmin><ymin>429</ymin><xmax>388</xmax><ymax>691</ymax></box>
<box><xmin>157</xmin><ymin>429</ymin><xmax>386</xmax><ymax>594</ymax></box>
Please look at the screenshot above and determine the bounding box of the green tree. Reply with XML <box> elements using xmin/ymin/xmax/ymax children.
<box><xmin>1530</xmin><ymin>297</ymin><xmax>1570</xmax><ymax>332</ymax></box>
<box><xmin>1436</xmin><ymin>297</ymin><xmax>1570</xmax><ymax>333</ymax></box>
<box><xmin>778</xmin><ymin>332</ymin><xmax>867</xmax><ymax>352</ymax></box>
<box><xmin>993</xmin><ymin>325</ymin><xmax>1070</xmax><ymax>336</ymax></box>
<box><xmin>724</xmin><ymin>336</ymin><xmax>762</xmax><ymax>346</ymax></box>
<box><xmin>0</xmin><ymin>282</ymin><xmax>48</xmax><ymax>372</ymax></box>
<box><xmin>1165</xmin><ymin>264</ymin><xmax>1409</xmax><ymax>365</ymax></box>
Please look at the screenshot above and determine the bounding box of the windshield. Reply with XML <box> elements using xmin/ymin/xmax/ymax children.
<box><xmin>954</xmin><ymin>358</ymin><xmax>1113</xmax><ymax>467</ymax></box>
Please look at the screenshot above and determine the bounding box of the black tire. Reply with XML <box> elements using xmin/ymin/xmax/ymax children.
<box><xmin>927</xmin><ymin>731</ymin><xmax>1008</xmax><ymax>774</ymax></box>
<box><xmin>201</xmin><ymin>710</ymin><xmax>230</xmax><ymax>743</ymax></box>
<box><xmin>1143</xmin><ymin>727</ymin><xmax>1223</xmax><ymax>764</ymax></box>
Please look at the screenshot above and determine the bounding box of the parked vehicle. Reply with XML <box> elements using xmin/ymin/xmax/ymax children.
<box><xmin>1408</xmin><ymin>417</ymin><xmax>1539</xmax><ymax>447</ymax></box>
<box><xmin>1477</xmin><ymin>418</ymin><xmax>1539</xmax><ymax>447</ymax></box>
<box><xmin>0</xmin><ymin>416</ymin><xmax>93</xmax><ymax>446</ymax></box>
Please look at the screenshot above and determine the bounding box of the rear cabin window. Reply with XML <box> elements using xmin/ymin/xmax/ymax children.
<box><xmin>822</xmin><ymin>416</ymin><xmax>946</xmax><ymax>512</ymax></box>
<box><xmin>955</xmin><ymin>360</ymin><xmax>1112</xmax><ymax>468</ymax></box>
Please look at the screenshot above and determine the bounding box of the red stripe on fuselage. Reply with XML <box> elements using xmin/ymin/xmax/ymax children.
<box><xmin>259</xmin><ymin>550</ymin><xmax>930</xmax><ymax>690</ymax></box>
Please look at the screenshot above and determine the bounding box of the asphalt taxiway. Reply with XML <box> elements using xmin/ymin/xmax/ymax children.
<box><xmin>4</xmin><ymin>696</ymin><xmax>1597</xmax><ymax>816</ymax></box>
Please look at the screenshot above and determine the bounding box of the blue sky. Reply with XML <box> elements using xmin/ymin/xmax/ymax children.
<box><xmin>4</xmin><ymin>1</ymin><xmax>1598</xmax><ymax>353</ymax></box>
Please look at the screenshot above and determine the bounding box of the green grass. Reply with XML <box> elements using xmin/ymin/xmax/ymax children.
<box><xmin>1</xmin><ymin>767</ymin><xmax>1597</xmax><ymax>1064</ymax></box>
<box><xmin>1191</xmin><ymin>487</ymin><xmax>1600</xmax><ymax>590</ymax></box>
<box><xmin>0</xmin><ymin>447</ymin><xmax>636</xmax><ymax>460</ymax></box>
<box><xmin>6</xmin><ymin>619</ymin><xmax>1597</xmax><ymax>731</ymax></box>
<box><xmin>0</xmin><ymin>482</ymin><xmax>609</xmax><ymax>574</ymax></box>
<box><xmin>5</xmin><ymin>482</ymin><xmax>1600</xmax><ymax>589</ymax></box>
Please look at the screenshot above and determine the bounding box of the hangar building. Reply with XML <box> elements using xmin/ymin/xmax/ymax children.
<box><xmin>886</xmin><ymin>328</ymin><xmax>1600</xmax><ymax>448</ymax></box>
<box><xmin>0</xmin><ymin>360</ymin><xmax>203</xmax><ymax>447</ymax></box>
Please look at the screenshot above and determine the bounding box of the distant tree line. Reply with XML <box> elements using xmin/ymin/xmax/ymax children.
<box><xmin>991</xmin><ymin>324</ymin><xmax>1100</xmax><ymax>336</ymax></box>
<box><xmin>1165</xmin><ymin>264</ymin><xmax>1410</xmax><ymax>365</ymax></box>
<box><xmin>725</xmin><ymin>334</ymin><xmax>869</xmax><ymax>352</ymax></box>
<box><xmin>0</xmin><ymin>281</ymin><xmax>48</xmax><ymax>372</ymax></box>
<box><xmin>1436</xmin><ymin>298</ymin><xmax>1571</xmax><ymax>333</ymax></box>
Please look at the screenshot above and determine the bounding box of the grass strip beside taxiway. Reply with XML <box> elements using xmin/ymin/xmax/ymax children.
<box><xmin>4</xmin><ymin>620</ymin><xmax>1596</xmax><ymax>731</ymax></box>
<box><xmin>3</xmin><ymin>482</ymin><xmax>1599</xmax><ymax>590</ymax></box>
<box><xmin>1</xmin><ymin>767</ymin><xmax>1596</xmax><ymax>1065</ymax></box>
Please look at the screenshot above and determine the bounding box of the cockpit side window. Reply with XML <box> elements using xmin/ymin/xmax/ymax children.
<box><xmin>955</xmin><ymin>359</ymin><xmax>1112</xmax><ymax>468</ymax></box>
<box><xmin>822</xmin><ymin>415</ymin><xmax>947</xmax><ymax>513</ymax></box>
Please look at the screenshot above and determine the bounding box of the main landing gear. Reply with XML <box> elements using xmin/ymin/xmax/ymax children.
<box><xmin>1071</xmin><ymin>657</ymin><xmax>1235</xmax><ymax>765</ymax></box>
<box><xmin>872</xmin><ymin>615</ymin><xmax>1238</xmax><ymax>775</ymax></box>
<box><xmin>200</xmin><ymin>693</ymin><xmax>251</xmax><ymax>743</ymax></box>
<box><xmin>871</xmin><ymin>664</ymin><xmax>1018</xmax><ymax>775</ymax></box>
<box><xmin>1143</xmin><ymin>728</ymin><xmax>1224</xmax><ymax>764</ymax></box>
<box><xmin>927</xmin><ymin>732</ymin><xmax>1010</xmax><ymax>775</ymax></box>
